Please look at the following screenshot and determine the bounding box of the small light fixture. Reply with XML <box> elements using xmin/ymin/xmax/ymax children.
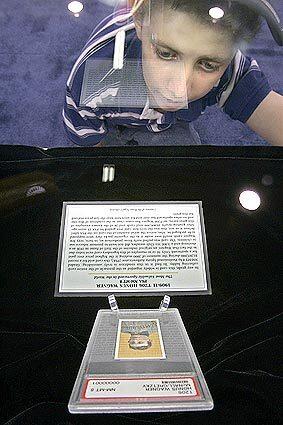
<box><xmin>68</xmin><ymin>1</ymin><xmax>84</xmax><ymax>17</ymax></box>
<box><xmin>209</xmin><ymin>7</ymin><xmax>225</xmax><ymax>20</ymax></box>
<box><xmin>239</xmin><ymin>190</ymin><xmax>261</xmax><ymax>211</ymax></box>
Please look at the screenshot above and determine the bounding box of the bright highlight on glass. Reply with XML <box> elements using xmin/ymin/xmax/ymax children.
<box><xmin>239</xmin><ymin>190</ymin><xmax>261</xmax><ymax>211</ymax></box>
<box><xmin>261</xmin><ymin>174</ymin><xmax>273</xmax><ymax>186</ymax></box>
<box><xmin>68</xmin><ymin>1</ymin><xmax>84</xmax><ymax>14</ymax></box>
<box><xmin>209</xmin><ymin>7</ymin><xmax>225</xmax><ymax>20</ymax></box>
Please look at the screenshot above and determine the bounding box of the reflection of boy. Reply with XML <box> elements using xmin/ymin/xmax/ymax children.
<box><xmin>128</xmin><ymin>331</ymin><xmax>152</xmax><ymax>350</ymax></box>
<box><xmin>121</xmin><ymin>320</ymin><xmax>156</xmax><ymax>350</ymax></box>
<box><xmin>64</xmin><ymin>0</ymin><xmax>283</xmax><ymax>146</ymax></box>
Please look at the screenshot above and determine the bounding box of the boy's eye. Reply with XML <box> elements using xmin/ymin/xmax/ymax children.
<box><xmin>154</xmin><ymin>47</ymin><xmax>178</xmax><ymax>61</ymax></box>
<box><xmin>199</xmin><ymin>60</ymin><xmax>220</xmax><ymax>72</ymax></box>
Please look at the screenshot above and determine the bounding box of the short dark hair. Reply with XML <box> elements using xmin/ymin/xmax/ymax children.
<box><xmin>135</xmin><ymin>0</ymin><xmax>262</xmax><ymax>44</ymax></box>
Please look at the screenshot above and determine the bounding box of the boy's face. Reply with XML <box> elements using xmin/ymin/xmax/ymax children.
<box><xmin>134</xmin><ymin>8</ymin><xmax>236</xmax><ymax>111</ymax></box>
<box><xmin>129</xmin><ymin>334</ymin><xmax>151</xmax><ymax>349</ymax></box>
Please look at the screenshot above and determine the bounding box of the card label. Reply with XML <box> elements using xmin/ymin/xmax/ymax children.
<box><xmin>58</xmin><ymin>202</ymin><xmax>210</xmax><ymax>294</ymax></box>
<box><xmin>84</xmin><ymin>377</ymin><xmax>199</xmax><ymax>399</ymax></box>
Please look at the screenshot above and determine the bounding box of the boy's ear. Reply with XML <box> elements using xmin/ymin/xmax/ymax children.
<box><xmin>133</xmin><ymin>16</ymin><xmax>143</xmax><ymax>40</ymax></box>
<box><xmin>128</xmin><ymin>0</ymin><xmax>144</xmax><ymax>40</ymax></box>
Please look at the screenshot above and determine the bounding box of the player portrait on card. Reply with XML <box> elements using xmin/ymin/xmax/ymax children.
<box><xmin>115</xmin><ymin>319</ymin><xmax>166</xmax><ymax>360</ymax></box>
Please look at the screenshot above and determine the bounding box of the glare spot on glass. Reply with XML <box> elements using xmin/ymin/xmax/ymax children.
<box><xmin>239</xmin><ymin>190</ymin><xmax>261</xmax><ymax>211</ymax></box>
<box><xmin>209</xmin><ymin>7</ymin><xmax>225</xmax><ymax>20</ymax></box>
<box><xmin>261</xmin><ymin>174</ymin><xmax>273</xmax><ymax>186</ymax></box>
<box><xmin>26</xmin><ymin>185</ymin><xmax>46</xmax><ymax>197</ymax></box>
<box><xmin>68</xmin><ymin>1</ymin><xmax>84</xmax><ymax>15</ymax></box>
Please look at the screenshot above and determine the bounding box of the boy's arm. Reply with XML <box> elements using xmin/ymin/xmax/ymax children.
<box><xmin>246</xmin><ymin>91</ymin><xmax>283</xmax><ymax>146</ymax></box>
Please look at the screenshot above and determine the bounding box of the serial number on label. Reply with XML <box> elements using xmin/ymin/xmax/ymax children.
<box><xmin>94</xmin><ymin>381</ymin><xmax>120</xmax><ymax>386</ymax></box>
<box><xmin>84</xmin><ymin>377</ymin><xmax>198</xmax><ymax>399</ymax></box>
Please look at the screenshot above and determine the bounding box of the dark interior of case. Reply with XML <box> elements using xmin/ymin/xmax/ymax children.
<box><xmin>0</xmin><ymin>146</ymin><xmax>282</xmax><ymax>424</ymax></box>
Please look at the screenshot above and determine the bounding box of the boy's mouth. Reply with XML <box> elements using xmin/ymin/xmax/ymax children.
<box><xmin>152</xmin><ymin>90</ymin><xmax>187</xmax><ymax>107</ymax></box>
<box><xmin>156</xmin><ymin>92</ymin><xmax>185</xmax><ymax>104</ymax></box>
<box><xmin>148</xmin><ymin>90</ymin><xmax>187</xmax><ymax>112</ymax></box>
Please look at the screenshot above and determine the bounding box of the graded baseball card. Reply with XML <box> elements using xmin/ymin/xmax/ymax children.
<box><xmin>114</xmin><ymin>319</ymin><xmax>166</xmax><ymax>360</ymax></box>
<box><xmin>68</xmin><ymin>309</ymin><xmax>214</xmax><ymax>413</ymax></box>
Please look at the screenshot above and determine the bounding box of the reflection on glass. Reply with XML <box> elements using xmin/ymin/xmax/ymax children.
<box><xmin>209</xmin><ymin>7</ymin><xmax>225</xmax><ymax>20</ymax></box>
<box><xmin>239</xmin><ymin>190</ymin><xmax>261</xmax><ymax>211</ymax></box>
<box><xmin>80</xmin><ymin>59</ymin><xmax>188</xmax><ymax>109</ymax></box>
<box><xmin>261</xmin><ymin>175</ymin><xmax>274</xmax><ymax>186</ymax></box>
<box><xmin>63</xmin><ymin>0</ymin><xmax>283</xmax><ymax>147</ymax></box>
<box><xmin>0</xmin><ymin>172</ymin><xmax>58</xmax><ymax>217</ymax></box>
<box><xmin>68</xmin><ymin>1</ymin><xmax>84</xmax><ymax>16</ymax></box>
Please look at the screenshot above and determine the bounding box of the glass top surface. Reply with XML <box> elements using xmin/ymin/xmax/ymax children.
<box><xmin>0</xmin><ymin>147</ymin><xmax>282</xmax><ymax>308</ymax></box>
<box><xmin>0</xmin><ymin>0</ymin><xmax>282</xmax><ymax>147</ymax></box>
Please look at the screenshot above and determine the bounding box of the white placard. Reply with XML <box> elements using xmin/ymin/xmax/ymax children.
<box><xmin>57</xmin><ymin>202</ymin><xmax>210</xmax><ymax>294</ymax></box>
<box><xmin>83</xmin><ymin>377</ymin><xmax>199</xmax><ymax>399</ymax></box>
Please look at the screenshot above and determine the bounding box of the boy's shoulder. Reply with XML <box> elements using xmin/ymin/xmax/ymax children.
<box><xmin>216</xmin><ymin>50</ymin><xmax>262</xmax><ymax>105</ymax></box>
<box><xmin>211</xmin><ymin>50</ymin><xmax>271</xmax><ymax>122</ymax></box>
<box><xmin>83</xmin><ymin>9</ymin><xmax>136</xmax><ymax>50</ymax></box>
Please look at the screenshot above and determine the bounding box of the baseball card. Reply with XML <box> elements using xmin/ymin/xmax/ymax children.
<box><xmin>114</xmin><ymin>319</ymin><xmax>166</xmax><ymax>360</ymax></box>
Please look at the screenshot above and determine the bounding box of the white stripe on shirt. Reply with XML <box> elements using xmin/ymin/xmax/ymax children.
<box><xmin>218</xmin><ymin>50</ymin><xmax>243</xmax><ymax>108</ymax></box>
<box><xmin>62</xmin><ymin>110</ymin><xmax>106</xmax><ymax>137</ymax></box>
<box><xmin>85</xmin><ymin>87</ymin><xmax>119</xmax><ymax>108</ymax></box>
<box><xmin>67</xmin><ymin>19</ymin><xmax>135</xmax><ymax>89</ymax></box>
<box><xmin>66</xmin><ymin>94</ymin><xmax>100</xmax><ymax>118</ymax></box>
<box><xmin>86</xmin><ymin>11</ymin><xmax>132</xmax><ymax>46</ymax></box>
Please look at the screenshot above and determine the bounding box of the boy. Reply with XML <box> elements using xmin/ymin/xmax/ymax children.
<box><xmin>63</xmin><ymin>0</ymin><xmax>283</xmax><ymax>146</ymax></box>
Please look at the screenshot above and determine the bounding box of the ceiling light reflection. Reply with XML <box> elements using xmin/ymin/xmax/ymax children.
<box><xmin>68</xmin><ymin>1</ymin><xmax>84</xmax><ymax>15</ymax></box>
<box><xmin>239</xmin><ymin>190</ymin><xmax>261</xmax><ymax>211</ymax></box>
<box><xmin>209</xmin><ymin>7</ymin><xmax>225</xmax><ymax>20</ymax></box>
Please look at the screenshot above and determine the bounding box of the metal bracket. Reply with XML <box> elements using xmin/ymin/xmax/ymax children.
<box><xmin>102</xmin><ymin>164</ymin><xmax>115</xmax><ymax>183</ymax></box>
<box><xmin>159</xmin><ymin>295</ymin><xmax>170</xmax><ymax>311</ymax></box>
<box><xmin>108</xmin><ymin>294</ymin><xmax>119</xmax><ymax>312</ymax></box>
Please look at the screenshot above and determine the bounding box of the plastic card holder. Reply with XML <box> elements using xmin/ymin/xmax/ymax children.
<box><xmin>69</xmin><ymin>308</ymin><xmax>213</xmax><ymax>414</ymax></box>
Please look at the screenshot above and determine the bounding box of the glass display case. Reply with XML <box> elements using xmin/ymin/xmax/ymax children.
<box><xmin>0</xmin><ymin>0</ymin><xmax>282</xmax><ymax>147</ymax></box>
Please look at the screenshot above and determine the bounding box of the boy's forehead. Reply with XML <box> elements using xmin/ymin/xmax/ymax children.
<box><xmin>146</xmin><ymin>9</ymin><xmax>235</xmax><ymax>60</ymax></box>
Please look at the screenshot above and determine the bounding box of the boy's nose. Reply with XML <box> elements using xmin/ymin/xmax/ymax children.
<box><xmin>167</xmin><ymin>78</ymin><xmax>190</xmax><ymax>101</ymax></box>
<box><xmin>167</xmin><ymin>81</ymin><xmax>186</xmax><ymax>99</ymax></box>
<box><xmin>167</xmin><ymin>64</ymin><xmax>193</xmax><ymax>100</ymax></box>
